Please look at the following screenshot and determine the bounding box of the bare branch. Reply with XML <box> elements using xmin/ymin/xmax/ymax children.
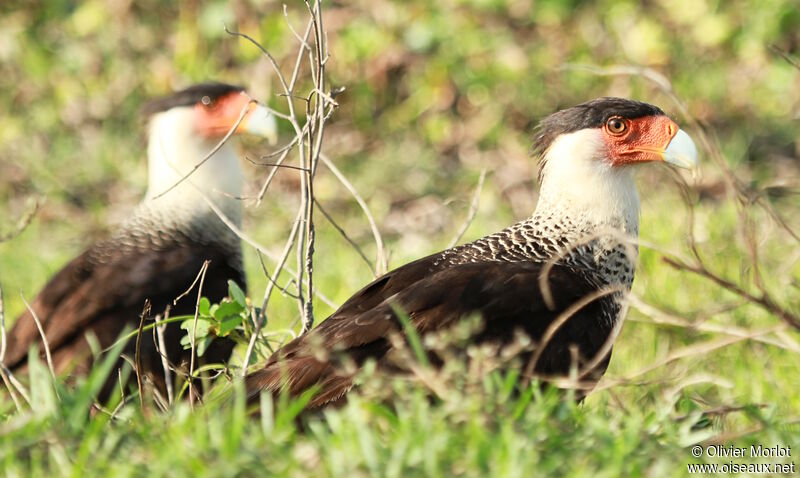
<box><xmin>225</xmin><ymin>26</ymin><xmax>292</xmax><ymax>99</ymax></box>
<box><xmin>523</xmin><ymin>285</ymin><xmax>628</xmax><ymax>382</ymax></box>
<box><xmin>0</xmin><ymin>281</ymin><xmax>30</xmax><ymax>411</ymax></box>
<box><xmin>154</xmin><ymin>310</ymin><xmax>174</xmax><ymax>405</ymax></box>
<box><xmin>21</xmin><ymin>292</ymin><xmax>60</xmax><ymax>400</ymax></box>
<box><xmin>321</xmin><ymin>153</ymin><xmax>387</xmax><ymax>276</ymax></box>
<box><xmin>0</xmin><ymin>363</ymin><xmax>29</xmax><ymax>411</ymax></box>
<box><xmin>448</xmin><ymin>169</ymin><xmax>487</xmax><ymax>248</ymax></box>
<box><xmin>0</xmin><ymin>198</ymin><xmax>41</xmax><ymax>243</ymax></box>
<box><xmin>768</xmin><ymin>43</ymin><xmax>800</xmax><ymax>70</ymax></box>
<box><xmin>663</xmin><ymin>256</ymin><xmax>800</xmax><ymax>330</ymax></box>
<box><xmin>0</xmin><ymin>280</ymin><xmax>6</xmax><ymax>363</ymax></box>
<box><xmin>315</xmin><ymin>198</ymin><xmax>376</xmax><ymax>276</ymax></box>
<box><xmin>242</xmin><ymin>208</ymin><xmax>303</xmax><ymax>374</ymax></box>
<box><xmin>135</xmin><ymin>299</ymin><xmax>151</xmax><ymax>414</ymax></box>
<box><xmin>255</xmin><ymin>141</ymin><xmax>296</xmax><ymax>206</ymax></box>
<box><xmin>188</xmin><ymin>260</ymin><xmax>210</xmax><ymax>408</ymax></box>
<box><xmin>190</xmin><ymin>182</ymin><xmax>337</xmax><ymax>308</ymax></box>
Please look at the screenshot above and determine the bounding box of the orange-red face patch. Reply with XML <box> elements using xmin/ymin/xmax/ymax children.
<box><xmin>603</xmin><ymin>115</ymin><xmax>679</xmax><ymax>166</ymax></box>
<box><xmin>194</xmin><ymin>91</ymin><xmax>253</xmax><ymax>138</ymax></box>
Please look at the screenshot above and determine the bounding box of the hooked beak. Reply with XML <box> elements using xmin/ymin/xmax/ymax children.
<box><xmin>238</xmin><ymin>102</ymin><xmax>279</xmax><ymax>145</ymax></box>
<box><xmin>663</xmin><ymin>129</ymin><xmax>698</xmax><ymax>170</ymax></box>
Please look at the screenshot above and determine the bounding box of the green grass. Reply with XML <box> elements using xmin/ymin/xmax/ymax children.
<box><xmin>1</xmin><ymin>0</ymin><xmax>799</xmax><ymax>476</ymax></box>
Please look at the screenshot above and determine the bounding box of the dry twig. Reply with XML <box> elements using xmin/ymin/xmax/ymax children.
<box><xmin>0</xmin><ymin>198</ymin><xmax>41</xmax><ymax>243</ymax></box>
<box><xmin>134</xmin><ymin>300</ymin><xmax>151</xmax><ymax>414</ymax></box>
<box><xmin>320</xmin><ymin>153</ymin><xmax>387</xmax><ymax>276</ymax></box>
<box><xmin>0</xmin><ymin>281</ymin><xmax>30</xmax><ymax>411</ymax></box>
<box><xmin>21</xmin><ymin>292</ymin><xmax>59</xmax><ymax>399</ymax></box>
<box><xmin>154</xmin><ymin>309</ymin><xmax>174</xmax><ymax>405</ymax></box>
<box><xmin>229</xmin><ymin>1</ymin><xmax>341</xmax><ymax>341</ymax></box>
<box><xmin>448</xmin><ymin>169</ymin><xmax>487</xmax><ymax>248</ymax></box>
<box><xmin>187</xmin><ymin>261</ymin><xmax>210</xmax><ymax>408</ymax></box>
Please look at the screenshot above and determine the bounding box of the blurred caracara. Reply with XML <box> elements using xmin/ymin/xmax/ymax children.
<box><xmin>6</xmin><ymin>82</ymin><xmax>277</xmax><ymax>396</ymax></box>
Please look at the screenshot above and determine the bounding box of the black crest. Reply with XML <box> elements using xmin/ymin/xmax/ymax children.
<box><xmin>532</xmin><ymin>97</ymin><xmax>666</xmax><ymax>181</ymax></box>
<box><xmin>141</xmin><ymin>82</ymin><xmax>245</xmax><ymax>116</ymax></box>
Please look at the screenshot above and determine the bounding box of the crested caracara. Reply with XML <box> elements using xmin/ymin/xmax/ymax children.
<box><xmin>6</xmin><ymin>82</ymin><xmax>277</xmax><ymax>395</ymax></box>
<box><xmin>245</xmin><ymin>97</ymin><xmax>698</xmax><ymax>409</ymax></box>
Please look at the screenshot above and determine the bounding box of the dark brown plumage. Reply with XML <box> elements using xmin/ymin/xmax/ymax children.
<box><xmin>6</xmin><ymin>237</ymin><xmax>243</xmax><ymax>392</ymax></box>
<box><xmin>247</xmin><ymin>257</ymin><xmax>615</xmax><ymax>409</ymax></box>
<box><xmin>245</xmin><ymin>97</ymin><xmax>699</xmax><ymax>410</ymax></box>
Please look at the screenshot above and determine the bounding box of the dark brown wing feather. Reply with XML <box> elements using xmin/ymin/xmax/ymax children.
<box><xmin>6</xmin><ymin>239</ymin><xmax>244</xmax><ymax>393</ymax></box>
<box><xmin>246</xmin><ymin>257</ymin><xmax>618</xmax><ymax>409</ymax></box>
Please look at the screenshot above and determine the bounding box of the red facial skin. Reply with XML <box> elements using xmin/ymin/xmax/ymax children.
<box><xmin>194</xmin><ymin>91</ymin><xmax>256</xmax><ymax>138</ymax></box>
<box><xmin>602</xmin><ymin>115</ymin><xmax>679</xmax><ymax>166</ymax></box>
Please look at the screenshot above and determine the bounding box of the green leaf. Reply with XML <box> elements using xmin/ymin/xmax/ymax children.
<box><xmin>180</xmin><ymin>334</ymin><xmax>192</xmax><ymax>349</ymax></box>
<box><xmin>196</xmin><ymin>336</ymin><xmax>213</xmax><ymax>357</ymax></box>
<box><xmin>228</xmin><ymin>280</ymin><xmax>247</xmax><ymax>308</ymax></box>
<box><xmin>219</xmin><ymin>315</ymin><xmax>244</xmax><ymax>336</ymax></box>
<box><xmin>213</xmin><ymin>299</ymin><xmax>244</xmax><ymax>321</ymax></box>
<box><xmin>180</xmin><ymin>317</ymin><xmax>212</xmax><ymax>339</ymax></box>
<box><xmin>198</xmin><ymin>297</ymin><xmax>211</xmax><ymax>317</ymax></box>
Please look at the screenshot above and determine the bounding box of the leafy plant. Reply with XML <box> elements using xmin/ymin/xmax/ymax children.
<box><xmin>177</xmin><ymin>280</ymin><xmax>254</xmax><ymax>357</ymax></box>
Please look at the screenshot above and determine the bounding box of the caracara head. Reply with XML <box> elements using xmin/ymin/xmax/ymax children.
<box><xmin>531</xmin><ymin>97</ymin><xmax>698</xmax><ymax>234</ymax></box>
<box><xmin>143</xmin><ymin>82</ymin><xmax>278</xmax><ymax>143</ymax></box>
<box><xmin>141</xmin><ymin>82</ymin><xmax>278</xmax><ymax>215</ymax></box>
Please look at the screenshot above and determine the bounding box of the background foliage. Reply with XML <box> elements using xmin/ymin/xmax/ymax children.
<box><xmin>0</xmin><ymin>0</ymin><xmax>798</xmax><ymax>476</ymax></box>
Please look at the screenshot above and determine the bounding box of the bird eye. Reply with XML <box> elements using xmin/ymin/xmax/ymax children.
<box><xmin>606</xmin><ymin>117</ymin><xmax>627</xmax><ymax>135</ymax></box>
<box><xmin>201</xmin><ymin>95</ymin><xmax>212</xmax><ymax>106</ymax></box>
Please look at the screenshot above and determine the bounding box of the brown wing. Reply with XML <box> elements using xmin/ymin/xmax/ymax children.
<box><xmin>6</xmin><ymin>240</ymin><xmax>244</xmax><ymax>380</ymax></box>
<box><xmin>246</xmin><ymin>259</ymin><xmax>618</xmax><ymax>409</ymax></box>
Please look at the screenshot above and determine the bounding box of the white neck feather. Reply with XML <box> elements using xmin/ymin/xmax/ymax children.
<box><xmin>143</xmin><ymin>107</ymin><xmax>243</xmax><ymax>226</ymax></box>
<box><xmin>535</xmin><ymin>128</ymin><xmax>640</xmax><ymax>237</ymax></box>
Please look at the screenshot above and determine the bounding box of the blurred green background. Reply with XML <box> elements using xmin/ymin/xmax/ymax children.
<box><xmin>0</xmin><ymin>1</ymin><xmax>799</xmax><ymax>471</ymax></box>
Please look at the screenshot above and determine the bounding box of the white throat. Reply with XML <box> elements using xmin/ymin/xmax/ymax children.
<box><xmin>143</xmin><ymin>107</ymin><xmax>243</xmax><ymax>226</ymax></box>
<box><xmin>535</xmin><ymin>128</ymin><xmax>640</xmax><ymax>237</ymax></box>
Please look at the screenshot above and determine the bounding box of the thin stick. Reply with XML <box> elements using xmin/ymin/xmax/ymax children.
<box><xmin>0</xmin><ymin>280</ymin><xmax>27</xmax><ymax>410</ymax></box>
<box><xmin>257</xmin><ymin>251</ymin><xmax>299</xmax><ymax>300</ymax></box>
<box><xmin>255</xmin><ymin>142</ymin><xmax>296</xmax><ymax>206</ymax></box>
<box><xmin>0</xmin><ymin>198</ymin><xmax>41</xmax><ymax>243</ymax></box>
<box><xmin>283</xmin><ymin>4</ymin><xmax>312</xmax><ymax>50</ymax></box>
<box><xmin>225</xmin><ymin>26</ymin><xmax>292</xmax><ymax>102</ymax></box>
<box><xmin>597</xmin><ymin>330</ymin><xmax>773</xmax><ymax>390</ymax></box>
<box><xmin>246</xmin><ymin>159</ymin><xmax>309</xmax><ymax>172</ymax></box>
<box><xmin>663</xmin><ymin>256</ymin><xmax>800</xmax><ymax>330</ymax></box>
<box><xmin>135</xmin><ymin>300</ymin><xmax>151</xmax><ymax>414</ymax></box>
<box><xmin>768</xmin><ymin>44</ymin><xmax>800</xmax><ymax>70</ymax></box>
<box><xmin>188</xmin><ymin>261</ymin><xmax>210</xmax><ymax>408</ymax></box>
<box><xmin>155</xmin><ymin>309</ymin><xmax>174</xmax><ymax>405</ymax></box>
<box><xmin>628</xmin><ymin>295</ymin><xmax>799</xmax><ymax>353</ymax></box>
<box><xmin>0</xmin><ymin>280</ymin><xmax>7</xmax><ymax>363</ymax></box>
<box><xmin>0</xmin><ymin>364</ymin><xmax>27</xmax><ymax>411</ymax></box>
<box><xmin>448</xmin><ymin>169</ymin><xmax>487</xmax><ymax>248</ymax></box>
<box><xmin>20</xmin><ymin>292</ymin><xmax>58</xmax><ymax>397</ymax></box>
<box><xmin>242</xmin><ymin>209</ymin><xmax>304</xmax><ymax>374</ymax></box>
<box><xmin>320</xmin><ymin>153</ymin><xmax>387</xmax><ymax>276</ymax></box>
<box><xmin>197</xmin><ymin>182</ymin><xmax>337</xmax><ymax>308</ymax></box>
<box><xmin>523</xmin><ymin>285</ymin><xmax>627</xmax><ymax>382</ymax></box>
<box><xmin>315</xmin><ymin>198</ymin><xmax>376</xmax><ymax>276</ymax></box>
